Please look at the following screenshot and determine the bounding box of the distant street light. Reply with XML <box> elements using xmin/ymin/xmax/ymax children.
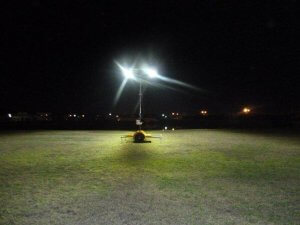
<box><xmin>243</xmin><ymin>107</ymin><xmax>251</xmax><ymax>114</ymax></box>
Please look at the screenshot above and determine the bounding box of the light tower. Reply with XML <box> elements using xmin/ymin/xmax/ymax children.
<box><xmin>118</xmin><ymin>64</ymin><xmax>159</xmax><ymax>142</ymax></box>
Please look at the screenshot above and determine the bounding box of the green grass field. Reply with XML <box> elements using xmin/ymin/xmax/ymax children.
<box><xmin>0</xmin><ymin>130</ymin><xmax>299</xmax><ymax>225</ymax></box>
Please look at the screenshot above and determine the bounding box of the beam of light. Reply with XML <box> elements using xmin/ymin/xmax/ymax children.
<box><xmin>115</xmin><ymin>61</ymin><xmax>203</xmax><ymax>91</ymax></box>
<box><xmin>141</xmin><ymin>78</ymin><xmax>188</xmax><ymax>94</ymax></box>
<box><xmin>156</xmin><ymin>74</ymin><xmax>202</xmax><ymax>92</ymax></box>
<box><xmin>113</xmin><ymin>78</ymin><xmax>128</xmax><ymax>106</ymax></box>
<box><xmin>113</xmin><ymin>60</ymin><xmax>206</xmax><ymax>109</ymax></box>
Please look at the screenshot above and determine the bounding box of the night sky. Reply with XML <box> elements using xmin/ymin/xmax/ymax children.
<box><xmin>1</xmin><ymin>1</ymin><xmax>298</xmax><ymax>115</ymax></box>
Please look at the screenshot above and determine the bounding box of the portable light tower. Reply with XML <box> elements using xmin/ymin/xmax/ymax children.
<box><xmin>116</xmin><ymin>60</ymin><xmax>200</xmax><ymax>143</ymax></box>
<box><xmin>118</xmin><ymin>65</ymin><xmax>159</xmax><ymax>143</ymax></box>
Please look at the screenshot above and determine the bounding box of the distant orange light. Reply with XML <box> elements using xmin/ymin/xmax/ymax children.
<box><xmin>243</xmin><ymin>107</ymin><xmax>251</xmax><ymax>113</ymax></box>
<box><xmin>201</xmin><ymin>110</ymin><xmax>207</xmax><ymax>115</ymax></box>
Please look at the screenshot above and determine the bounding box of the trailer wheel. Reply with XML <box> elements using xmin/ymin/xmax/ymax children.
<box><xmin>134</xmin><ymin>131</ymin><xmax>145</xmax><ymax>143</ymax></box>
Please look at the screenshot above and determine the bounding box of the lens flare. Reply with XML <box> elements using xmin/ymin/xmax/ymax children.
<box><xmin>113</xmin><ymin>78</ymin><xmax>128</xmax><ymax>106</ymax></box>
<box><xmin>156</xmin><ymin>74</ymin><xmax>201</xmax><ymax>91</ymax></box>
<box><xmin>143</xmin><ymin>67</ymin><xmax>158</xmax><ymax>78</ymax></box>
<box><xmin>115</xmin><ymin>62</ymin><xmax>135</xmax><ymax>79</ymax></box>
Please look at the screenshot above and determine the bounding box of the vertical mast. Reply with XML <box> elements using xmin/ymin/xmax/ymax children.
<box><xmin>138</xmin><ymin>81</ymin><xmax>142</xmax><ymax>129</ymax></box>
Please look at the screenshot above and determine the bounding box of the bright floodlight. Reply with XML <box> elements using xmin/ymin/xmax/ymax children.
<box><xmin>115</xmin><ymin>62</ymin><xmax>135</xmax><ymax>79</ymax></box>
<box><xmin>143</xmin><ymin>68</ymin><xmax>158</xmax><ymax>78</ymax></box>
<box><xmin>121</xmin><ymin>67</ymin><xmax>134</xmax><ymax>79</ymax></box>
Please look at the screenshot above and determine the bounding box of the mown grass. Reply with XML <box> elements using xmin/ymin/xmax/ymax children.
<box><xmin>0</xmin><ymin>130</ymin><xmax>299</xmax><ymax>225</ymax></box>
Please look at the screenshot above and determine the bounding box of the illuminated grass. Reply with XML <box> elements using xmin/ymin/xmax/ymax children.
<box><xmin>0</xmin><ymin>130</ymin><xmax>299</xmax><ymax>225</ymax></box>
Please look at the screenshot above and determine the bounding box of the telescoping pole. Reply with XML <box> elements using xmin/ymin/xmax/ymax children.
<box><xmin>139</xmin><ymin>81</ymin><xmax>142</xmax><ymax>130</ymax></box>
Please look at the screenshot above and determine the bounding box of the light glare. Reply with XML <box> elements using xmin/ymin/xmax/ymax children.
<box><xmin>143</xmin><ymin>68</ymin><xmax>158</xmax><ymax>78</ymax></box>
<box><xmin>122</xmin><ymin>67</ymin><xmax>134</xmax><ymax>79</ymax></box>
<box><xmin>243</xmin><ymin>107</ymin><xmax>251</xmax><ymax>113</ymax></box>
<box><xmin>116</xmin><ymin>62</ymin><xmax>135</xmax><ymax>79</ymax></box>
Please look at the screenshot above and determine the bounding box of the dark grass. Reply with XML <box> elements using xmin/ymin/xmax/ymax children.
<box><xmin>0</xmin><ymin>130</ymin><xmax>299</xmax><ymax>225</ymax></box>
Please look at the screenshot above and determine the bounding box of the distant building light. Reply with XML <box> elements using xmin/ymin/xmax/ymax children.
<box><xmin>45</xmin><ymin>114</ymin><xmax>48</xmax><ymax>116</ymax></box>
<box><xmin>172</xmin><ymin>128</ymin><xmax>175</xmax><ymax>131</ymax></box>
<box><xmin>162</xmin><ymin>114</ymin><xmax>165</xmax><ymax>117</ymax></box>
<box><xmin>172</xmin><ymin>112</ymin><xmax>175</xmax><ymax>116</ymax></box>
<box><xmin>73</xmin><ymin>114</ymin><xmax>76</xmax><ymax>117</ymax></box>
<box><xmin>8</xmin><ymin>113</ymin><xmax>12</xmax><ymax>118</ymax></box>
<box><xmin>165</xmin><ymin>116</ymin><xmax>167</xmax><ymax>118</ymax></box>
<box><xmin>69</xmin><ymin>114</ymin><xmax>72</xmax><ymax>117</ymax></box>
<box><xmin>243</xmin><ymin>107</ymin><xmax>251</xmax><ymax>114</ymax></box>
<box><xmin>109</xmin><ymin>113</ymin><xmax>112</xmax><ymax>116</ymax></box>
<box><xmin>164</xmin><ymin>126</ymin><xmax>168</xmax><ymax>130</ymax></box>
<box><xmin>116</xmin><ymin>115</ymin><xmax>119</xmax><ymax>118</ymax></box>
<box><xmin>176</xmin><ymin>113</ymin><xmax>179</xmax><ymax>116</ymax></box>
<box><xmin>82</xmin><ymin>114</ymin><xmax>85</xmax><ymax>117</ymax></box>
<box><xmin>201</xmin><ymin>110</ymin><xmax>207</xmax><ymax>115</ymax></box>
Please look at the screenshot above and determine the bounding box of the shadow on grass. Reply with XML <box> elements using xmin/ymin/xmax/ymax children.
<box><xmin>117</xmin><ymin>143</ymin><xmax>154</xmax><ymax>166</ymax></box>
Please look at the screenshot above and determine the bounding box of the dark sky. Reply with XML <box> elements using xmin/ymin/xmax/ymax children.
<box><xmin>1</xmin><ymin>1</ymin><xmax>298</xmax><ymax>114</ymax></box>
